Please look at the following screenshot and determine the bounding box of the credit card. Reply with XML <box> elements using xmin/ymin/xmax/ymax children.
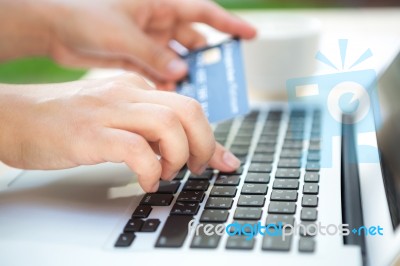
<box><xmin>177</xmin><ymin>38</ymin><xmax>249</xmax><ymax>123</ymax></box>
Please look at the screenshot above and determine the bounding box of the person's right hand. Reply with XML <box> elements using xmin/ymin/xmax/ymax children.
<box><xmin>0</xmin><ymin>0</ymin><xmax>256</xmax><ymax>90</ymax></box>
<box><xmin>0</xmin><ymin>74</ymin><xmax>240</xmax><ymax>192</ymax></box>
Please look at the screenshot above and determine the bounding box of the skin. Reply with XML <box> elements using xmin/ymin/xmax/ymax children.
<box><xmin>0</xmin><ymin>0</ymin><xmax>256</xmax><ymax>192</ymax></box>
<box><xmin>0</xmin><ymin>0</ymin><xmax>256</xmax><ymax>89</ymax></box>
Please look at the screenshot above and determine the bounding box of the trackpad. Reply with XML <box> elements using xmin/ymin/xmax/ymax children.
<box><xmin>0</xmin><ymin>163</ymin><xmax>144</xmax><ymax>248</ymax></box>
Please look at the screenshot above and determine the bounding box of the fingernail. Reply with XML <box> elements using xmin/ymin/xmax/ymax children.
<box><xmin>167</xmin><ymin>59</ymin><xmax>187</xmax><ymax>74</ymax></box>
<box><xmin>195</xmin><ymin>165</ymin><xmax>208</xmax><ymax>175</ymax></box>
<box><xmin>223</xmin><ymin>151</ymin><xmax>241</xmax><ymax>169</ymax></box>
<box><xmin>150</xmin><ymin>182</ymin><xmax>159</xmax><ymax>193</ymax></box>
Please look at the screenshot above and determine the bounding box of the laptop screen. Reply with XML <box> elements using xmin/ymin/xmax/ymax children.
<box><xmin>373</xmin><ymin>51</ymin><xmax>400</xmax><ymax>229</ymax></box>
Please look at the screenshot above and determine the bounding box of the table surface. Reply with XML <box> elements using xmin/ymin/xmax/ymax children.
<box><xmin>1</xmin><ymin>7</ymin><xmax>400</xmax><ymax>183</ymax></box>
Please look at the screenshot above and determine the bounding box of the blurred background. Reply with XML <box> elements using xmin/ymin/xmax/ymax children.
<box><xmin>0</xmin><ymin>0</ymin><xmax>399</xmax><ymax>84</ymax></box>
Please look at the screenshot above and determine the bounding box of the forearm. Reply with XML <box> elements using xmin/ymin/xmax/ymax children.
<box><xmin>0</xmin><ymin>0</ymin><xmax>53</xmax><ymax>61</ymax></box>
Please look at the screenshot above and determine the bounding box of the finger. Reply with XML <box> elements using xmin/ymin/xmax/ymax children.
<box><xmin>106</xmin><ymin>26</ymin><xmax>188</xmax><ymax>83</ymax></box>
<box><xmin>103</xmin><ymin>103</ymin><xmax>190</xmax><ymax>181</ymax></box>
<box><xmin>208</xmin><ymin>142</ymin><xmax>241</xmax><ymax>172</ymax></box>
<box><xmin>172</xmin><ymin>0</ymin><xmax>257</xmax><ymax>39</ymax></box>
<box><xmin>96</xmin><ymin>128</ymin><xmax>162</xmax><ymax>192</ymax></box>
<box><xmin>174</xmin><ymin>24</ymin><xmax>207</xmax><ymax>50</ymax></box>
<box><xmin>55</xmin><ymin>21</ymin><xmax>188</xmax><ymax>84</ymax></box>
<box><xmin>51</xmin><ymin>45</ymin><xmax>172</xmax><ymax>86</ymax></box>
<box><xmin>131</xmin><ymin>89</ymin><xmax>215</xmax><ymax>174</ymax></box>
<box><xmin>149</xmin><ymin>141</ymin><xmax>161</xmax><ymax>155</ymax></box>
<box><xmin>156</xmin><ymin>82</ymin><xmax>176</xmax><ymax>91</ymax></box>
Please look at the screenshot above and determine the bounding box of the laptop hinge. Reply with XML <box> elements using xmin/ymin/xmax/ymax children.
<box><xmin>341</xmin><ymin>114</ymin><xmax>367</xmax><ymax>265</ymax></box>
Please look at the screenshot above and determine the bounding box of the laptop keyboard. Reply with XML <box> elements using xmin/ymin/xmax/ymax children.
<box><xmin>114</xmin><ymin>108</ymin><xmax>321</xmax><ymax>252</ymax></box>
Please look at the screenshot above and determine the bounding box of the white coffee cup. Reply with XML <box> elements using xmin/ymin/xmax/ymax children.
<box><xmin>242</xmin><ymin>15</ymin><xmax>321</xmax><ymax>99</ymax></box>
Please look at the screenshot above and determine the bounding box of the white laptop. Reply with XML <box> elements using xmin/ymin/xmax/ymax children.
<box><xmin>1</xmin><ymin>50</ymin><xmax>400</xmax><ymax>266</ymax></box>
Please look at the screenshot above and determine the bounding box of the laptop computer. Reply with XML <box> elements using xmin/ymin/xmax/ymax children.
<box><xmin>0</xmin><ymin>50</ymin><xmax>400</xmax><ymax>266</ymax></box>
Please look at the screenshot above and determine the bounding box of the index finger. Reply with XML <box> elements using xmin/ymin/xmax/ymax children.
<box><xmin>132</xmin><ymin>89</ymin><xmax>215</xmax><ymax>174</ymax></box>
<box><xmin>171</xmin><ymin>0</ymin><xmax>257</xmax><ymax>39</ymax></box>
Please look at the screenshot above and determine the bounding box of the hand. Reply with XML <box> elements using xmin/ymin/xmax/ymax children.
<box><xmin>0</xmin><ymin>74</ymin><xmax>241</xmax><ymax>192</ymax></box>
<box><xmin>0</xmin><ymin>0</ymin><xmax>256</xmax><ymax>89</ymax></box>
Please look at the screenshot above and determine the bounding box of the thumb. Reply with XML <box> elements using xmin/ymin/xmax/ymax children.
<box><xmin>125</xmin><ymin>30</ymin><xmax>188</xmax><ymax>82</ymax></box>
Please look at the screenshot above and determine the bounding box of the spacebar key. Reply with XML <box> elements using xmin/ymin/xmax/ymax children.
<box><xmin>155</xmin><ymin>215</ymin><xmax>194</xmax><ymax>248</ymax></box>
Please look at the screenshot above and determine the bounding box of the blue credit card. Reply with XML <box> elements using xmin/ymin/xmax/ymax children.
<box><xmin>177</xmin><ymin>38</ymin><xmax>249</xmax><ymax>123</ymax></box>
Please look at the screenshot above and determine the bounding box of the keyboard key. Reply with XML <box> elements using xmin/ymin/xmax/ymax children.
<box><xmin>282</xmin><ymin>141</ymin><xmax>303</xmax><ymax>149</ymax></box>
<box><xmin>233</xmin><ymin>136</ymin><xmax>252</xmax><ymax>145</ymax></box>
<box><xmin>248</xmin><ymin>163</ymin><xmax>272</xmax><ymax>173</ymax></box>
<box><xmin>157</xmin><ymin>180</ymin><xmax>181</xmax><ymax>194</ymax></box>
<box><xmin>268</xmin><ymin>202</ymin><xmax>296</xmax><ymax>214</ymax></box>
<box><xmin>270</xmin><ymin>190</ymin><xmax>298</xmax><ymax>201</ymax></box>
<box><xmin>266</xmin><ymin>214</ymin><xmax>294</xmax><ymax>226</ymax></box>
<box><xmin>200</xmin><ymin>210</ymin><xmax>229</xmax><ymax>223</ymax></box>
<box><xmin>301</xmin><ymin>208</ymin><xmax>318</xmax><ymax>221</ymax></box>
<box><xmin>285</xmin><ymin>133</ymin><xmax>304</xmax><ymax>141</ymax></box>
<box><xmin>214</xmin><ymin>175</ymin><xmax>240</xmax><ymax>186</ymax></box>
<box><xmin>228</xmin><ymin>220</ymin><xmax>257</xmax><ymax>233</ymax></box>
<box><xmin>237</xmin><ymin>195</ymin><xmax>266</xmax><ymax>207</ymax></box>
<box><xmin>272</xmin><ymin>179</ymin><xmax>299</xmax><ymax>190</ymax></box>
<box><xmin>307</xmin><ymin>152</ymin><xmax>320</xmax><ymax>161</ymax></box>
<box><xmin>308</xmin><ymin>142</ymin><xmax>320</xmax><ymax>151</ymax></box>
<box><xmin>176</xmin><ymin>191</ymin><xmax>205</xmax><ymax>203</ymax></box>
<box><xmin>267</xmin><ymin>110</ymin><xmax>283</xmax><ymax>119</ymax></box>
<box><xmin>278</xmin><ymin>158</ymin><xmax>301</xmax><ymax>168</ymax></box>
<box><xmin>241</xmin><ymin>183</ymin><xmax>268</xmax><ymax>195</ymax></box>
<box><xmin>174</xmin><ymin>168</ymin><xmax>187</xmax><ymax>180</ymax></box>
<box><xmin>124</xmin><ymin>219</ymin><xmax>143</xmax><ymax>232</ymax></box>
<box><xmin>299</xmin><ymin>237</ymin><xmax>315</xmax><ymax>252</ymax></box>
<box><xmin>132</xmin><ymin>205</ymin><xmax>152</xmax><ymax>218</ymax></box>
<box><xmin>234</xmin><ymin>207</ymin><xmax>262</xmax><ymax>220</ymax></box>
<box><xmin>252</xmin><ymin>153</ymin><xmax>274</xmax><ymax>163</ymax></box>
<box><xmin>257</xmin><ymin>138</ymin><xmax>277</xmax><ymax>145</ymax></box>
<box><xmin>287</xmin><ymin>128</ymin><xmax>304</xmax><ymax>135</ymax></box>
<box><xmin>232</xmin><ymin>138</ymin><xmax>252</xmax><ymax>146</ymax></box>
<box><xmin>210</xmin><ymin>186</ymin><xmax>237</xmax><ymax>197</ymax></box>
<box><xmin>263</xmin><ymin>125</ymin><xmax>280</xmax><ymax>132</ymax></box>
<box><xmin>303</xmin><ymin>183</ymin><xmax>319</xmax><ymax>194</ymax></box>
<box><xmin>188</xmin><ymin>170</ymin><xmax>214</xmax><ymax>180</ymax></box>
<box><xmin>236</xmin><ymin>155</ymin><xmax>248</xmax><ymax>165</ymax></box>
<box><xmin>220</xmin><ymin>166</ymin><xmax>244</xmax><ymax>175</ymax></box>
<box><xmin>236</xmin><ymin>130</ymin><xmax>253</xmax><ymax>137</ymax></box>
<box><xmin>226</xmin><ymin>235</ymin><xmax>255</xmax><ymax>250</ymax></box>
<box><xmin>215</xmin><ymin>136</ymin><xmax>227</xmax><ymax>144</ymax></box>
<box><xmin>141</xmin><ymin>219</ymin><xmax>160</xmax><ymax>232</ymax></box>
<box><xmin>299</xmin><ymin>222</ymin><xmax>318</xmax><ymax>236</ymax></box>
<box><xmin>304</xmin><ymin>172</ymin><xmax>319</xmax><ymax>182</ymax></box>
<box><xmin>141</xmin><ymin>194</ymin><xmax>173</xmax><ymax>206</ymax></box>
<box><xmin>255</xmin><ymin>145</ymin><xmax>275</xmax><ymax>154</ymax></box>
<box><xmin>155</xmin><ymin>215</ymin><xmax>193</xmax><ymax>247</ymax></box>
<box><xmin>215</xmin><ymin>121</ymin><xmax>232</xmax><ymax>131</ymax></box>
<box><xmin>245</xmin><ymin>173</ymin><xmax>270</xmax><ymax>184</ymax></box>
<box><xmin>205</xmin><ymin>197</ymin><xmax>233</xmax><ymax>209</ymax></box>
<box><xmin>171</xmin><ymin>202</ymin><xmax>200</xmax><ymax>215</ymax></box>
<box><xmin>306</xmin><ymin>162</ymin><xmax>320</xmax><ymax>171</ymax></box>
<box><xmin>183</xmin><ymin>180</ymin><xmax>209</xmax><ymax>191</ymax></box>
<box><xmin>302</xmin><ymin>195</ymin><xmax>318</xmax><ymax>207</ymax></box>
<box><xmin>275</xmin><ymin>169</ymin><xmax>300</xmax><ymax>179</ymax></box>
<box><xmin>262</xmin><ymin>229</ymin><xmax>292</xmax><ymax>251</ymax></box>
<box><xmin>115</xmin><ymin>233</ymin><xmax>135</xmax><ymax>247</ymax></box>
<box><xmin>280</xmin><ymin>149</ymin><xmax>302</xmax><ymax>158</ymax></box>
<box><xmin>190</xmin><ymin>226</ymin><xmax>222</xmax><ymax>249</ymax></box>
<box><xmin>230</xmin><ymin>145</ymin><xmax>250</xmax><ymax>156</ymax></box>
